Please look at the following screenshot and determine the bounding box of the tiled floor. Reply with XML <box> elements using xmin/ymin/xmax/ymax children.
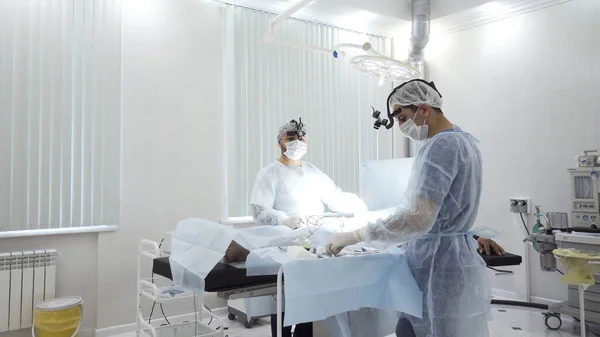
<box><xmin>488</xmin><ymin>305</ymin><xmax>581</xmax><ymax>337</ymax></box>
<box><xmin>113</xmin><ymin>305</ymin><xmax>595</xmax><ymax>337</ymax></box>
<box><xmin>219</xmin><ymin>318</ymin><xmax>271</xmax><ymax>337</ymax></box>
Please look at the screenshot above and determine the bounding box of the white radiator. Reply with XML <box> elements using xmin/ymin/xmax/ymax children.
<box><xmin>0</xmin><ymin>249</ymin><xmax>57</xmax><ymax>332</ymax></box>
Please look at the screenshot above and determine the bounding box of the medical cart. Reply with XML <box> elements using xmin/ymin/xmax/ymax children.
<box><xmin>137</xmin><ymin>240</ymin><xmax>224</xmax><ymax>337</ymax></box>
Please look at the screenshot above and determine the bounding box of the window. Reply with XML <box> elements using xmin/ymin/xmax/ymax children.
<box><xmin>0</xmin><ymin>0</ymin><xmax>121</xmax><ymax>232</ymax></box>
<box><xmin>224</xmin><ymin>6</ymin><xmax>396</xmax><ymax>217</ymax></box>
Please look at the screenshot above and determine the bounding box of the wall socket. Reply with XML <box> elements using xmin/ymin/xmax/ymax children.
<box><xmin>510</xmin><ymin>198</ymin><xmax>532</xmax><ymax>214</ymax></box>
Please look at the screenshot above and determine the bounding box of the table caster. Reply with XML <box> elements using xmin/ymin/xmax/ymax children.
<box><xmin>228</xmin><ymin>313</ymin><xmax>236</xmax><ymax>321</ymax></box>
<box><xmin>544</xmin><ymin>313</ymin><xmax>562</xmax><ymax>330</ymax></box>
<box><xmin>244</xmin><ymin>321</ymin><xmax>254</xmax><ymax>329</ymax></box>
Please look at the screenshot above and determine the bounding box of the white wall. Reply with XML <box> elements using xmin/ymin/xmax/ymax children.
<box><xmin>1</xmin><ymin>0</ymin><xmax>226</xmax><ymax>333</ymax></box>
<box><xmin>95</xmin><ymin>0</ymin><xmax>226</xmax><ymax>329</ymax></box>
<box><xmin>425</xmin><ymin>0</ymin><xmax>600</xmax><ymax>301</ymax></box>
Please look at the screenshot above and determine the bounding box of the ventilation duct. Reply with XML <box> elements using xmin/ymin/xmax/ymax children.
<box><xmin>408</xmin><ymin>0</ymin><xmax>431</xmax><ymax>79</ymax></box>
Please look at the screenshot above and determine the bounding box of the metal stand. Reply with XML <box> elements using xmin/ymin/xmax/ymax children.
<box><xmin>581</xmin><ymin>285</ymin><xmax>587</xmax><ymax>337</ymax></box>
<box><xmin>277</xmin><ymin>266</ymin><xmax>284</xmax><ymax>337</ymax></box>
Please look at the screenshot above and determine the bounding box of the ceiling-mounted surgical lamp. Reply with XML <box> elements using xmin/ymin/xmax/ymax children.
<box><xmin>264</xmin><ymin>1</ymin><xmax>421</xmax><ymax>83</ymax></box>
<box><xmin>332</xmin><ymin>42</ymin><xmax>420</xmax><ymax>84</ymax></box>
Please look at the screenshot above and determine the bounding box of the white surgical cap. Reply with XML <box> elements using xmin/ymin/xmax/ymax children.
<box><xmin>277</xmin><ymin>120</ymin><xmax>305</xmax><ymax>142</ymax></box>
<box><xmin>388</xmin><ymin>81</ymin><xmax>443</xmax><ymax>112</ymax></box>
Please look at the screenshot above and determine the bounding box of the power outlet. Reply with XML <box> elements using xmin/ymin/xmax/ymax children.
<box><xmin>510</xmin><ymin>198</ymin><xmax>532</xmax><ymax>214</ymax></box>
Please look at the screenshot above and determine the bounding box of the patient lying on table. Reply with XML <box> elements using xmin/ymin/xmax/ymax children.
<box><xmin>223</xmin><ymin>214</ymin><xmax>506</xmax><ymax>265</ymax></box>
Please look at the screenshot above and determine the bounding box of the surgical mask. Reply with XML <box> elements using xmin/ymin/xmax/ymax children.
<box><xmin>399</xmin><ymin>109</ymin><xmax>428</xmax><ymax>141</ymax></box>
<box><xmin>284</xmin><ymin>140</ymin><xmax>307</xmax><ymax>160</ymax></box>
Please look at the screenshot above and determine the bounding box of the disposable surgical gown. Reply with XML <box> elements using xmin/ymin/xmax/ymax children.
<box><xmin>246</xmin><ymin>161</ymin><xmax>368</xmax><ymax>324</ymax></box>
<box><xmin>250</xmin><ymin>161</ymin><xmax>367</xmax><ymax>226</ymax></box>
<box><xmin>361</xmin><ymin>127</ymin><xmax>490</xmax><ymax>337</ymax></box>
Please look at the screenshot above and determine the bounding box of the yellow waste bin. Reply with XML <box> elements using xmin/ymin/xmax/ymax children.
<box><xmin>33</xmin><ymin>297</ymin><xmax>83</xmax><ymax>337</ymax></box>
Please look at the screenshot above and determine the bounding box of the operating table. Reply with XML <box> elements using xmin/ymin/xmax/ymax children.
<box><xmin>152</xmin><ymin>251</ymin><xmax>522</xmax><ymax>331</ymax></box>
<box><xmin>153</xmin><ymin>257</ymin><xmax>279</xmax><ymax>301</ymax></box>
<box><xmin>154</xmin><ymin>252</ymin><xmax>522</xmax><ymax>287</ymax></box>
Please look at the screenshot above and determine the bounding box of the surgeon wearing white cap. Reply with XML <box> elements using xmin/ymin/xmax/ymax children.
<box><xmin>248</xmin><ymin>118</ymin><xmax>368</xmax><ymax>337</ymax></box>
<box><xmin>325</xmin><ymin>80</ymin><xmax>491</xmax><ymax>337</ymax></box>
<box><xmin>250</xmin><ymin>118</ymin><xmax>367</xmax><ymax>229</ymax></box>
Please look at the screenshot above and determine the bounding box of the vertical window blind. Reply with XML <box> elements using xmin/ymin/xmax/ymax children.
<box><xmin>224</xmin><ymin>6</ymin><xmax>396</xmax><ymax>217</ymax></box>
<box><xmin>0</xmin><ymin>0</ymin><xmax>121</xmax><ymax>231</ymax></box>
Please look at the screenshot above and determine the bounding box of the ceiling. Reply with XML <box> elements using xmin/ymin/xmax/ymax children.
<box><xmin>217</xmin><ymin>0</ymin><xmax>570</xmax><ymax>37</ymax></box>
<box><xmin>218</xmin><ymin>0</ymin><xmax>496</xmax><ymax>36</ymax></box>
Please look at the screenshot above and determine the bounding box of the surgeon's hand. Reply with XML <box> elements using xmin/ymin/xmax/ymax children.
<box><xmin>282</xmin><ymin>216</ymin><xmax>306</xmax><ymax>229</ymax></box>
<box><xmin>477</xmin><ymin>237</ymin><xmax>505</xmax><ymax>256</ymax></box>
<box><xmin>326</xmin><ymin>230</ymin><xmax>362</xmax><ymax>256</ymax></box>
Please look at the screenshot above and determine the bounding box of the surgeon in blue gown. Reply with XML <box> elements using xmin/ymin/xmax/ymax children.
<box><xmin>326</xmin><ymin>79</ymin><xmax>492</xmax><ymax>337</ymax></box>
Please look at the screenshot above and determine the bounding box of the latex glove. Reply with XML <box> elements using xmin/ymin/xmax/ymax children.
<box><xmin>477</xmin><ymin>237</ymin><xmax>505</xmax><ymax>256</ymax></box>
<box><xmin>281</xmin><ymin>216</ymin><xmax>305</xmax><ymax>229</ymax></box>
<box><xmin>326</xmin><ymin>230</ymin><xmax>363</xmax><ymax>256</ymax></box>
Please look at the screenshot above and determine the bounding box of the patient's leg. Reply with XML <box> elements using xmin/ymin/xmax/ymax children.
<box><xmin>224</xmin><ymin>241</ymin><xmax>250</xmax><ymax>262</ymax></box>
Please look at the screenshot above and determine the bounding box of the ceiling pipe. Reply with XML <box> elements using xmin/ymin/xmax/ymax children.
<box><xmin>264</xmin><ymin>0</ymin><xmax>335</xmax><ymax>56</ymax></box>
<box><xmin>267</xmin><ymin>0</ymin><xmax>316</xmax><ymax>37</ymax></box>
<box><xmin>408</xmin><ymin>0</ymin><xmax>430</xmax><ymax>79</ymax></box>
